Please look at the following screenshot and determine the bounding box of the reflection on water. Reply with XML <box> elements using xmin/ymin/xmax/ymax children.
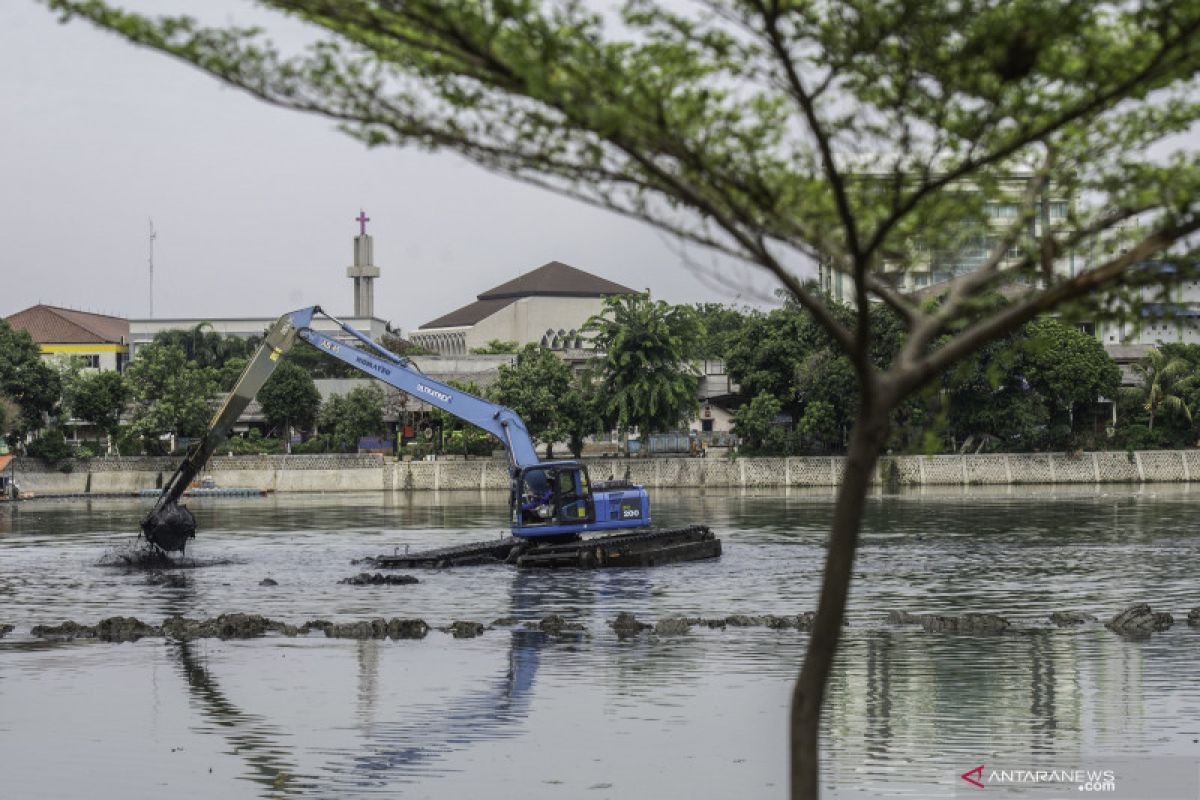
<box><xmin>2</xmin><ymin>487</ymin><xmax>1200</xmax><ymax>798</ymax></box>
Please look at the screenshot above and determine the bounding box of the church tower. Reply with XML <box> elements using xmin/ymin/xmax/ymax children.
<box><xmin>347</xmin><ymin>209</ymin><xmax>381</xmax><ymax>317</ymax></box>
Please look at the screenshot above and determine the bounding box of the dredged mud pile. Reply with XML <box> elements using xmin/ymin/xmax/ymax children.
<box><xmin>9</xmin><ymin>604</ymin><xmax>1198</xmax><ymax>645</ymax></box>
<box><xmin>338</xmin><ymin>573</ymin><xmax>420</xmax><ymax>586</ymax></box>
<box><xmin>96</xmin><ymin>542</ymin><xmax>239</xmax><ymax>570</ymax></box>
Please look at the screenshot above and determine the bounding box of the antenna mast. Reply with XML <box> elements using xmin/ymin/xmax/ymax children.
<box><xmin>148</xmin><ymin>218</ymin><xmax>156</xmax><ymax>317</ymax></box>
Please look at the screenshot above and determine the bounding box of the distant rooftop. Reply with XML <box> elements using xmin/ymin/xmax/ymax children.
<box><xmin>420</xmin><ymin>261</ymin><xmax>636</xmax><ymax>330</ymax></box>
<box><xmin>5</xmin><ymin>304</ymin><xmax>129</xmax><ymax>345</ymax></box>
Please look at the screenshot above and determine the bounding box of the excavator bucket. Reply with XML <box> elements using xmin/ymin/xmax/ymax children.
<box><xmin>141</xmin><ymin>503</ymin><xmax>197</xmax><ymax>553</ymax></box>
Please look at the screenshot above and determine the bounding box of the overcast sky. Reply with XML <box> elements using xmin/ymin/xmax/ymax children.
<box><xmin>0</xmin><ymin>3</ymin><xmax>782</xmax><ymax>335</ymax></box>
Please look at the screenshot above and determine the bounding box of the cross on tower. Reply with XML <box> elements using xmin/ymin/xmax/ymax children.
<box><xmin>356</xmin><ymin>209</ymin><xmax>370</xmax><ymax>236</ymax></box>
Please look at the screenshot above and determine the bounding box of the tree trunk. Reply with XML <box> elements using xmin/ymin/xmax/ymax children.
<box><xmin>791</xmin><ymin>401</ymin><xmax>891</xmax><ymax>800</ymax></box>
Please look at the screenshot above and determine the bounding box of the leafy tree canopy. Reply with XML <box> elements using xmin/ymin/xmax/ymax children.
<box><xmin>584</xmin><ymin>293</ymin><xmax>701</xmax><ymax>436</ymax></box>
<box><xmin>318</xmin><ymin>384</ymin><xmax>385</xmax><ymax>451</ymax></box>
<box><xmin>490</xmin><ymin>344</ymin><xmax>575</xmax><ymax>455</ymax></box>
<box><xmin>151</xmin><ymin>323</ymin><xmax>256</xmax><ymax>370</ymax></box>
<box><xmin>124</xmin><ymin>342</ymin><xmax>219</xmax><ymax>442</ymax></box>
<box><xmin>0</xmin><ymin>319</ymin><xmax>62</xmax><ymax>439</ymax></box>
<box><xmin>258</xmin><ymin>359</ymin><xmax>321</xmax><ymax>435</ymax></box>
<box><xmin>693</xmin><ymin>304</ymin><xmax>755</xmax><ymax>360</ymax></box>
<box><xmin>67</xmin><ymin>370</ymin><xmax>129</xmax><ymax>446</ymax></box>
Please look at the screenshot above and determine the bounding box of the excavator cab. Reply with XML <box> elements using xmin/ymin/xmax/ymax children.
<box><xmin>511</xmin><ymin>462</ymin><xmax>596</xmax><ymax>537</ymax></box>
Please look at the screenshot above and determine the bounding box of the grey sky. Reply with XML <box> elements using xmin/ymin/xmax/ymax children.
<box><xmin>0</xmin><ymin>3</ymin><xmax>781</xmax><ymax>335</ymax></box>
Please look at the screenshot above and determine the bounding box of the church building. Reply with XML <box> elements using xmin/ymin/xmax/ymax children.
<box><xmin>410</xmin><ymin>261</ymin><xmax>638</xmax><ymax>355</ymax></box>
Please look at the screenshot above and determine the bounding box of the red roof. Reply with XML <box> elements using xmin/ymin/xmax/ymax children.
<box><xmin>5</xmin><ymin>305</ymin><xmax>129</xmax><ymax>345</ymax></box>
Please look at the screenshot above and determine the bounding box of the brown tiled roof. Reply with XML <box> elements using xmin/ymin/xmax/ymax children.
<box><xmin>419</xmin><ymin>261</ymin><xmax>635</xmax><ymax>330</ymax></box>
<box><xmin>419</xmin><ymin>298</ymin><xmax>516</xmax><ymax>330</ymax></box>
<box><xmin>5</xmin><ymin>305</ymin><xmax>129</xmax><ymax>345</ymax></box>
<box><xmin>479</xmin><ymin>261</ymin><xmax>636</xmax><ymax>300</ymax></box>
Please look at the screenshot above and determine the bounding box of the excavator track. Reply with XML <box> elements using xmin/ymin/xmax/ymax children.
<box><xmin>373</xmin><ymin>525</ymin><xmax>720</xmax><ymax>570</ymax></box>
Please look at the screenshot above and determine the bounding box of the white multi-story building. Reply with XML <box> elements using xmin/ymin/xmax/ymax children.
<box><xmin>1097</xmin><ymin>263</ymin><xmax>1200</xmax><ymax>347</ymax></box>
<box><xmin>818</xmin><ymin>172</ymin><xmax>1077</xmax><ymax>302</ymax></box>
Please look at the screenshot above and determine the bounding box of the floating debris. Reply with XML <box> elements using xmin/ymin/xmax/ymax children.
<box><xmin>441</xmin><ymin>620</ymin><xmax>486</xmax><ymax>638</ymax></box>
<box><xmin>1107</xmin><ymin>603</ymin><xmax>1173</xmax><ymax>636</ymax></box>
<box><xmin>654</xmin><ymin>617</ymin><xmax>692</xmax><ymax>636</ymax></box>
<box><xmin>313</xmin><ymin>618</ymin><xmax>429</xmax><ymax>640</ymax></box>
<box><xmin>530</xmin><ymin>614</ymin><xmax>586</xmax><ymax>635</ymax></box>
<box><xmin>610</xmin><ymin>612</ymin><xmax>651</xmax><ymax>637</ymax></box>
<box><xmin>338</xmin><ymin>572</ymin><xmax>419</xmax><ymax>586</ymax></box>
<box><xmin>921</xmin><ymin>614</ymin><xmax>1011</xmax><ymax>633</ymax></box>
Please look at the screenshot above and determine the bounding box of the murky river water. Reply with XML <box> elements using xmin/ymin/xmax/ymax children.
<box><xmin>2</xmin><ymin>486</ymin><xmax>1199</xmax><ymax>798</ymax></box>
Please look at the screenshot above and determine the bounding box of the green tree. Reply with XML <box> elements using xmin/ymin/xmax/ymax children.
<box><xmin>943</xmin><ymin>330</ymin><xmax>1046</xmax><ymax>449</ymax></box>
<box><xmin>151</xmin><ymin>322</ymin><xmax>256</xmax><ymax>370</ymax></box>
<box><xmin>124</xmin><ymin>342</ymin><xmax>219</xmax><ymax>449</ymax></box>
<box><xmin>559</xmin><ymin>370</ymin><xmax>603</xmax><ymax>458</ymax></box>
<box><xmin>798</xmin><ymin>400</ymin><xmax>841</xmax><ymax>452</ymax></box>
<box><xmin>67</xmin><ymin>370</ymin><xmax>128</xmax><ymax>452</ymax></box>
<box><xmin>1134</xmin><ymin>349</ymin><xmax>1197</xmax><ymax>433</ymax></box>
<box><xmin>490</xmin><ymin>344</ymin><xmax>574</xmax><ymax>457</ymax></box>
<box><xmin>44</xmin><ymin>4</ymin><xmax>1200</xmax><ymax>797</ymax></box>
<box><xmin>440</xmin><ymin>380</ymin><xmax>502</xmax><ymax>456</ymax></box>
<box><xmin>470</xmin><ymin>339</ymin><xmax>520</xmax><ymax>355</ymax></box>
<box><xmin>732</xmin><ymin>391</ymin><xmax>787</xmax><ymax>453</ymax></box>
<box><xmin>318</xmin><ymin>384</ymin><xmax>385</xmax><ymax>452</ymax></box>
<box><xmin>584</xmin><ymin>294</ymin><xmax>701</xmax><ymax>441</ymax></box>
<box><xmin>258</xmin><ymin>360</ymin><xmax>321</xmax><ymax>446</ymax></box>
<box><xmin>1020</xmin><ymin>318</ymin><xmax>1120</xmax><ymax>445</ymax></box>
<box><xmin>693</xmin><ymin>304</ymin><xmax>754</xmax><ymax>360</ymax></box>
<box><xmin>727</xmin><ymin>305</ymin><xmax>829</xmax><ymax>420</ymax></box>
<box><xmin>0</xmin><ymin>319</ymin><xmax>62</xmax><ymax>443</ymax></box>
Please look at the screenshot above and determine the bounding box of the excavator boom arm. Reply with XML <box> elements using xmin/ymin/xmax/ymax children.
<box><xmin>141</xmin><ymin>306</ymin><xmax>539</xmax><ymax>551</ymax></box>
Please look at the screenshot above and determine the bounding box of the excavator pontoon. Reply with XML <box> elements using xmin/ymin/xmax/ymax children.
<box><xmin>140</xmin><ymin>306</ymin><xmax>720</xmax><ymax>569</ymax></box>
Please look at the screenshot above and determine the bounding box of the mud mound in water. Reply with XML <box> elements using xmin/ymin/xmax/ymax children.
<box><xmin>97</xmin><ymin>543</ymin><xmax>179</xmax><ymax>569</ymax></box>
<box><xmin>96</xmin><ymin>542</ymin><xmax>238</xmax><ymax>570</ymax></box>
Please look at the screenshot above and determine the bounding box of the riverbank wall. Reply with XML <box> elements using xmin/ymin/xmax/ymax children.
<box><xmin>5</xmin><ymin>450</ymin><xmax>1197</xmax><ymax>496</ymax></box>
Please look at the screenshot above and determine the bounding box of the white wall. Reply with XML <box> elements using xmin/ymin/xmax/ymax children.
<box><xmin>466</xmin><ymin>296</ymin><xmax>604</xmax><ymax>350</ymax></box>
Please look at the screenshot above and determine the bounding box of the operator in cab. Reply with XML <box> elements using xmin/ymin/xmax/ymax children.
<box><xmin>520</xmin><ymin>469</ymin><xmax>555</xmax><ymax>525</ymax></box>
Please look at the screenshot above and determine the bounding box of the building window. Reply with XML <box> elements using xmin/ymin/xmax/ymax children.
<box><xmin>81</xmin><ymin>354</ymin><xmax>100</xmax><ymax>369</ymax></box>
<box><xmin>1048</xmin><ymin>201</ymin><xmax>1068</xmax><ymax>219</ymax></box>
<box><xmin>986</xmin><ymin>203</ymin><xmax>1018</xmax><ymax>219</ymax></box>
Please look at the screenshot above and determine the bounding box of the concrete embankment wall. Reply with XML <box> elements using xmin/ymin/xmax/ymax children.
<box><xmin>6</xmin><ymin>450</ymin><xmax>1199</xmax><ymax>495</ymax></box>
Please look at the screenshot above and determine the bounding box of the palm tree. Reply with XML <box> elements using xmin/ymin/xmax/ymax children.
<box><xmin>583</xmin><ymin>293</ymin><xmax>701</xmax><ymax>447</ymax></box>
<box><xmin>1134</xmin><ymin>349</ymin><xmax>1197</xmax><ymax>432</ymax></box>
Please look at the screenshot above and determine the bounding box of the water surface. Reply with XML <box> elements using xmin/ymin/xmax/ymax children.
<box><xmin>2</xmin><ymin>486</ymin><xmax>1198</xmax><ymax>798</ymax></box>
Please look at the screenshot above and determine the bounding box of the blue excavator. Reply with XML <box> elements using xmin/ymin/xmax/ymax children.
<box><xmin>141</xmin><ymin>306</ymin><xmax>720</xmax><ymax>569</ymax></box>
